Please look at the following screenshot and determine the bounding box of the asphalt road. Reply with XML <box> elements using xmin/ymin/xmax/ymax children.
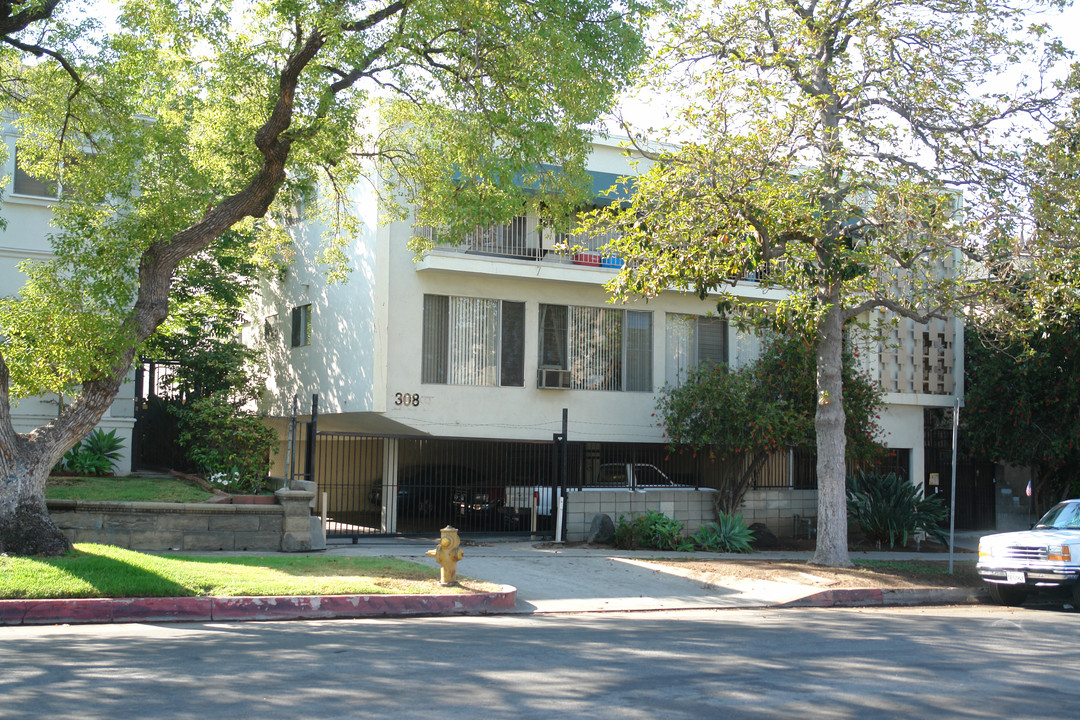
<box><xmin>1</xmin><ymin>605</ymin><xmax>1076</xmax><ymax>719</ymax></box>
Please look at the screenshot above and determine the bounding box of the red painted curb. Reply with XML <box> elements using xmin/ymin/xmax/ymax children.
<box><xmin>0</xmin><ymin>586</ymin><xmax>517</xmax><ymax>626</ymax></box>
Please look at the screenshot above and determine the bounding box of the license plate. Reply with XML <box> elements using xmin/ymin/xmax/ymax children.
<box><xmin>1005</xmin><ymin>571</ymin><xmax>1025</xmax><ymax>585</ymax></box>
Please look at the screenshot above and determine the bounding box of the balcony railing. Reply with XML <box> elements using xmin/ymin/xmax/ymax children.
<box><xmin>421</xmin><ymin>219</ymin><xmax>626</xmax><ymax>267</ymax></box>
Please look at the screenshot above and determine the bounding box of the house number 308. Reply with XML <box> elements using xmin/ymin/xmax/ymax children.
<box><xmin>395</xmin><ymin>392</ymin><xmax>421</xmax><ymax>407</ymax></box>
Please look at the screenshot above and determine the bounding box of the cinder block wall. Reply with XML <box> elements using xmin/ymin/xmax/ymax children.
<box><xmin>47</xmin><ymin>500</ymin><xmax>285</xmax><ymax>552</ymax></box>
<box><xmin>563</xmin><ymin>489</ymin><xmax>715</xmax><ymax>541</ymax></box>
<box><xmin>739</xmin><ymin>489</ymin><xmax>818</xmax><ymax>539</ymax></box>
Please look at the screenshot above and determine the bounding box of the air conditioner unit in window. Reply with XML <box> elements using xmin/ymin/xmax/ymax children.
<box><xmin>538</xmin><ymin>368</ymin><xmax>571</xmax><ymax>389</ymax></box>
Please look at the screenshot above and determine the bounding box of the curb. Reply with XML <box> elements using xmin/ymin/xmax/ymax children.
<box><xmin>0</xmin><ymin>585</ymin><xmax>517</xmax><ymax>626</ymax></box>
<box><xmin>779</xmin><ymin>586</ymin><xmax>988</xmax><ymax>608</ymax></box>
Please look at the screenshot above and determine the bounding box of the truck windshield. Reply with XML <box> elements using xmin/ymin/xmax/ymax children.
<box><xmin>1034</xmin><ymin>502</ymin><xmax>1080</xmax><ymax>529</ymax></box>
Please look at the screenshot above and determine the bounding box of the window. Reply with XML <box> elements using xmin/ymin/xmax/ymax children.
<box><xmin>538</xmin><ymin>304</ymin><xmax>652</xmax><ymax>391</ymax></box>
<box><xmin>12</xmin><ymin>148</ymin><xmax>58</xmax><ymax>199</ymax></box>
<box><xmin>666</xmin><ymin>313</ymin><xmax>728</xmax><ymax>385</ymax></box>
<box><xmin>422</xmin><ymin>295</ymin><xmax>525</xmax><ymax>387</ymax></box>
<box><xmin>263</xmin><ymin>314</ymin><xmax>278</xmax><ymax>341</ymax></box>
<box><xmin>291</xmin><ymin>305</ymin><xmax>311</xmax><ymax>347</ymax></box>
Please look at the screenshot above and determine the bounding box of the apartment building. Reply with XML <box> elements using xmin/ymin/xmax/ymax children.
<box><xmin>251</xmin><ymin>138</ymin><xmax>964</xmax><ymax>540</ymax></box>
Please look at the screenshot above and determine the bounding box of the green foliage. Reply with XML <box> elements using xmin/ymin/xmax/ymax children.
<box><xmin>588</xmin><ymin>0</ymin><xmax>1067</xmax><ymax>565</ymax></box>
<box><xmin>964</xmin><ymin>324</ymin><xmax>1080</xmax><ymax>506</ymax></box>
<box><xmin>173</xmin><ymin>394</ymin><xmax>278</xmax><ymax>495</ymax></box>
<box><xmin>60</xmin><ymin>430</ymin><xmax>125</xmax><ymax>476</ymax></box>
<box><xmin>0</xmin><ymin>0</ymin><xmax>652</xmax><ymax>402</ymax></box>
<box><xmin>691</xmin><ymin>514</ymin><xmax>754</xmax><ymax>553</ymax></box>
<box><xmin>656</xmin><ymin>334</ymin><xmax>884</xmax><ymax>513</ymax></box>
<box><xmin>614</xmin><ymin>510</ymin><xmax>693</xmax><ymax>551</ymax></box>
<box><xmin>846</xmin><ymin>471</ymin><xmax>948</xmax><ymax>549</ymax></box>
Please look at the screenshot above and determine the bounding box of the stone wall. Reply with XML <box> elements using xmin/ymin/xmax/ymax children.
<box><xmin>739</xmin><ymin>488</ymin><xmax>818</xmax><ymax>539</ymax></box>
<box><xmin>563</xmin><ymin>489</ymin><xmax>715</xmax><ymax>542</ymax></box>
<box><xmin>47</xmin><ymin>487</ymin><xmax>323</xmax><ymax>552</ymax></box>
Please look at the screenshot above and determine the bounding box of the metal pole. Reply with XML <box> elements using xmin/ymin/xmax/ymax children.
<box><xmin>286</xmin><ymin>395</ymin><xmax>297</xmax><ymax>483</ymax></box>
<box><xmin>305</xmin><ymin>393</ymin><xmax>319</xmax><ymax>482</ymax></box>
<box><xmin>949</xmin><ymin>396</ymin><xmax>961</xmax><ymax>574</ymax></box>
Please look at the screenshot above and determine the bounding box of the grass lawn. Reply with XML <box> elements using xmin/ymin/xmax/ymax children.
<box><xmin>45</xmin><ymin>475</ymin><xmax>214</xmax><ymax>503</ymax></box>
<box><xmin>0</xmin><ymin>544</ymin><xmax>497</xmax><ymax>599</ymax></box>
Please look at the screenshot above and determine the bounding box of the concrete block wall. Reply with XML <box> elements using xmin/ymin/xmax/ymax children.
<box><xmin>563</xmin><ymin>489</ymin><xmax>715</xmax><ymax>542</ymax></box>
<box><xmin>739</xmin><ymin>489</ymin><xmax>818</xmax><ymax>539</ymax></box>
<box><xmin>48</xmin><ymin>500</ymin><xmax>286</xmax><ymax>552</ymax></box>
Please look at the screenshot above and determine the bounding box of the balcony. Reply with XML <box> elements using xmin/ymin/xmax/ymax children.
<box><xmin>416</xmin><ymin>217</ymin><xmax>626</xmax><ymax>279</ymax></box>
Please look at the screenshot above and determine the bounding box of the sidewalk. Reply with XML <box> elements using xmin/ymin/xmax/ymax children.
<box><xmin>0</xmin><ymin>535</ymin><xmax>986</xmax><ymax>626</ymax></box>
<box><xmin>323</xmin><ymin>536</ymin><xmax>985</xmax><ymax>614</ymax></box>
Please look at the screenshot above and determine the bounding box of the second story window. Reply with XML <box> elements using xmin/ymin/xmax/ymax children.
<box><xmin>538</xmin><ymin>304</ymin><xmax>652</xmax><ymax>392</ymax></box>
<box><xmin>422</xmin><ymin>295</ymin><xmax>525</xmax><ymax>387</ymax></box>
<box><xmin>12</xmin><ymin>148</ymin><xmax>58</xmax><ymax>199</ymax></box>
<box><xmin>291</xmin><ymin>304</ymin><xmax>311</xmax><ymax>347</ymax></box>
<box><xmin>666</xmin><ymin>313</ymin><xmax>728</xmax><ymax>386</ymax></box>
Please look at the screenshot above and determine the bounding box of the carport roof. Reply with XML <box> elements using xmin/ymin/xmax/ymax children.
<box><xmin>263</xmin><ymin>412</ymin><xmax>429</xmax><ymax>437</ymax></box>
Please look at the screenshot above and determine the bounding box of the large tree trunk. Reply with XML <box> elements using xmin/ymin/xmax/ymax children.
<box><xmin>809</xmin><ymin>297</ymin><xmax>852</xmax><ymax>567</ymax></box>
<box><xmin>0</xmin><ymin>414</ymin><xmax>72</xmax><ymax>555</ymax></box>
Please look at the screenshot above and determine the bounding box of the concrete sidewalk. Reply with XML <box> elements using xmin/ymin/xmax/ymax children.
<box><xmin>0</xmin><ymin>536</ymin><xmax>986</xmax><ymax>626</ymax></box>
<box><xmin>323</xmin><ymin>536</ymin><xmax>985</xmax><ymax>614</ymax></box>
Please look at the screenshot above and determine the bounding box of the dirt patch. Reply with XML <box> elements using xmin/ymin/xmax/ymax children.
<box><xmin>648</xmin><ymin>558</ymin><xmax>983</xmax><ymax>590</ymax></box>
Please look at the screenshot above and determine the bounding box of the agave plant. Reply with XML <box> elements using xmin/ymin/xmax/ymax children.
<box><xmin>61</xmin><ymin>429</ymin><xmax>126</xmax><ymax>476</ymax></box>
<box><xmin>692</xmin><ymin>513</ymin><xmax>755</xmax><ymax>553</ymax></box>
<box><xmin>846</xmin><ymin>471</ymin><xmax>948</xmax><ymax>548</ymax></box>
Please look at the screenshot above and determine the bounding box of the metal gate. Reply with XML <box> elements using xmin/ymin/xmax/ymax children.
<box><xmin>311</xmin><ymin>433</ymin><xmax>561</xmax><ymax>540</ymax></box>
<box><xmin>925</xmin><ymin>423</ymin><xmax>996</xmax><ymax>530</ymax></box>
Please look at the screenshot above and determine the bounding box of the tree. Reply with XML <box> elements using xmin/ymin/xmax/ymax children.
<box><xmin>965</xmin><ymin>322</ymin><xmax>1080</xmax><ymax>509</ymax></box>
<box><xmin>594</xmin><ymin>0</ymin><xmax>1068</xmax><ymax>565</ymax></box>
<box><xmin>657</xmin><ymin>333</ymin><xmax>883</xmax><ymax>515</ymax></box>
<box><xmin>965</xmin><ymin>69</ymin><xmax>1080</xmax><ymax>509</ymax></box>
<box><xmin>0</xmin><ymin>0</ymin><xmax>651</xmax><ymax>555</ymax></box>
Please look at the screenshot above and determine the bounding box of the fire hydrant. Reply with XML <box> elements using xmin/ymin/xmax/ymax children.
<box><xmin>427</xmin><ymin>526</ymin><xmax>465</xmax><ymax>585</ymax></box>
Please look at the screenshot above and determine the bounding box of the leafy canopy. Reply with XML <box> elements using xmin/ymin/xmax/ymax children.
<box><xmin>656</xmin><ymin>333</ymin><xmax>884</xmax><ymax>512</ymax></box>
<box><xmin>0</xmin><ymin>0</ymin><xmax>651</xmax><ymax>401</ymax></box>
<box><xmin>964</xmin><ymin>323</ymin><xmax>1080</xmax><ymax>502</ymax></box>
<box><xmin>588</xmin><ymin>0</ymin><xmax>1070</xmax><ymax>566</ymax></box>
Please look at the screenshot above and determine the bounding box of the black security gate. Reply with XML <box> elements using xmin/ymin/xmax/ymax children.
<box><xmin>309</xmin><ymin>433</ymin><xmax>561</xmax><ymax>540</ymax></box>
<box><xmin>925</xmin><ymin>421</ymin><xmax>996</xmax><ymax>530</ymax></box>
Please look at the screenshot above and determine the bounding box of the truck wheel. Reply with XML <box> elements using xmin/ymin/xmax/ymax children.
<box><xmin>989</xmin><ymin>583</ymin><xmax>1028</xmax><ymax>607</ymax></box>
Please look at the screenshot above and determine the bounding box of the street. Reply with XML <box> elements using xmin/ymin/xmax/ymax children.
<box><xmin>1</xmin><ymin>605</ymin><xmax>1076</xmax><ymax>719</ymax></box>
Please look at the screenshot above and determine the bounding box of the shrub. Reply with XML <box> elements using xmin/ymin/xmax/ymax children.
<box><xmin>61</xmin><ymin>429</ymin><xmax>125</xmax><ymax>476</ymax></box>
<box><xmin>846</xmin><ymin>471</ymin><xmax>948</xmax><ymax>548</ymax></box>
<box><xmin>614</xmin><ymin>510</ymin><xmax>692</xmax><ymax>551</ymax></box>
<box><xmin>173</xmin><ymin>394</ymin><xmax>278</xmax><ymax>494</ymax></box>
<box><xmin>691</xmin><ymin>514</ymin><xmax>754</xmax><ymax>553</ymax></box>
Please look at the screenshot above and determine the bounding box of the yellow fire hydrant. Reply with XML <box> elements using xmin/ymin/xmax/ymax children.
<box><xmin>427</xmin><ymin>526</ymin><xmax>465</xmax><ymax>585</ymax></box>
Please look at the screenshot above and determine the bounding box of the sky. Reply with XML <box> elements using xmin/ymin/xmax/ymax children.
<box><xmin>614</xmin><ymin>0</ymin><xmax>1078</xmax><ymax>130</ymax></box>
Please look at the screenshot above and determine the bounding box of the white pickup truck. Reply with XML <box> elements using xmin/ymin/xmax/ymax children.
<box><xmin>977</xmin><ymin>499</ymin><xmax>1080</xmax><ymax>607</ymax></box>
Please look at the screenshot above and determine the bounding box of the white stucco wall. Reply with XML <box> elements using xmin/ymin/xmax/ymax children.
<box><xmin>1</xmin><ymin>129</ymin><xmax>136</xmax><ymax>474</ymax></box>
<box><xmin>254</xmin><ymin>137</ymin><xmax>959</xmax><ymax>462</ymax></box>
<box><xmin>254</xmin><ymin>178</ymin><xmax>381</xmax><ymax>419</ymax></box>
